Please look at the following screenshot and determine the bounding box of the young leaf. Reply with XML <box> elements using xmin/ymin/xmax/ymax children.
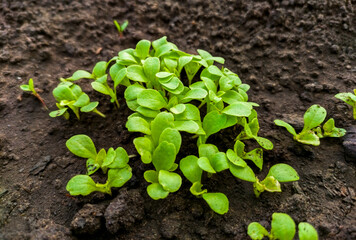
<box><xmin>266</xmin><ymin>163</ymin><xmax>299</xmax><ymax>182</ymax></box>
<box><xmin>66</xmin><ymin>175</ymin><xmax>102</xmax><ymax>196</ymax></box>
<box><xmin>68</xmin><ymin>70</ymin><xmax>93</xmax><ymax>81</ymax></box>
<box><xmin>271</xmin><ymin>213</ymin><xmax>296</xmax><ymax>240</ymax></box>
<box><xmin>143</xmin><ymin>57</ymin><xmax>160</xmax><ymax>82</ymax></box>
<box><xmin>133</xmin><ymin>137</ymin><xmax>153</xmax><ymax>164</ymax></box>
<box><xmin>229</xmin><ymin>163</ymin><xmax>256</xmax><ymax>182</ymax></box>
<box><xmin>182</xmin><ymin>88</ymin><xmax>208</xmax><ymax>101</ymax></box>
<box><xmin>298</xmin><ymin>222</ymin><xmax>319</xmax><ymax>240</ymax></box>
<box><xmin>144</xmin><ymin>170</ymin><xmax>158</xmax><ymax>183</ymax></box>
<box><xmin>108</xmin><ymin>147</ymin><xmax>129</xmax><ymax>169</ymax></box>
<box><xmin>190</xmin><ymin>182</ymin><xmax>207</xmax><ymax>196</ymax></box>
<box><xmin>73</xmin><ymin>93</ymin><xmax>90</xmax><ymax>107</ymax></box>
<box><xmin>198</xmin><ymin>144</ymin><xmax>219</xmax><ymax>159</ymax></box>
<box><xmin>274</xmin><ymin>119</ymin><xmax>297</xmax><ymax>136</ymax></box>
<box><xmin>210</xmin><ymin>152</ymin><xmax>229</xmax><ymax>172</ymax></box>
<box><xmin>197</xmin><ymin>157</ymin><xmax>216</xmax><ymax>173</ymax></box>
<box><xmin>136</xmin><ymin>106</ymin><xmax>160</xmax><ymax>118</ymax></box>
<box><xmin>260</xmin><ymin>176</ymin><xmax>281</xmax><ymax>192</ymax></box>
<box><xmin>150</xmin><ymin>112</ymin><xmax>175</xmax><ymax>146</ymax></box>
<box><xmin>244</xmin><ymin>148</ymin><xmax>263</xmax><ymax>170</ymax></box>
<box><xmin>137</xmin><ymin>89</ymin><xmax>167</xmax><ymax>110</ymax></box>
<box><xmin>202</xmin><ymin>110</ymin><xmax>227</xmax><ymax>137</ymax></box>
<box><xmin>102</xmin><ymin>147</ymin><xmax>116</xmax><ymax>167</ymax></box>
<box><xmin>152</xmin><ymin>141</ymin><xmax>176</xmax><ymax>171</ymax></box>
<box><xmin>180</xmin><ymin>155</ymin><xmax>202</xmax><ymax>183</ymax></box>
<box><xmin>222</xmin><ymin>102</ymin><xmax>252</xmax><ymax>117</ymax></box>
<box><xmin>170</xmin><ymin>104</ymin><xmax>186</xmax><ymax>114</ymax></box>
<box><xmin>247</xmin><ymin>222</ymin><xmax>270</xmax><ymax>240</ymax></box>
<box><xmin>226</xmin><ymin>149</ymin><xmax>247</xmax><ymax>167</ymax></box>
<box><xmin>92</xmin><ymin>61</ymin><xmax>107</xmax><ymax>78</ymax></box>
<box><xmin>86</xmin><ymin>158</ymin><xmax>100</xmax><ymax>175</ymax></box>
<box><xmin>174</xmin><ymin>120</ymin><xmax>200</xmax><ymax>134</ymax></box>
<box><xmin>158</xmin><ymin>170</ymin><xmax>182</xmax><ymax>193</ymax></box>
<box><xmin>110</xmin><ymin>64</ymin><xmax>127</xmax><ymax>88</ymax></box>
<box><xmin>322</xmin><ymin>118</ymin><xmax>346</xmax><ymax>138</ymax></box>
<box><xmin>80</xmin><ymin>102</ymin><xmax>99</xmax><ymax>112</ymax></box>
<box><xmin>135</xmin><ymin>40</ymin><xmax>151</xmax><ymax>59</ymax></box>
<box><xmin>254</xmin><ymin>137</ymin><xmax>274</xmax><ymax>150</ymax></box>
<box><xmin>66</xmin><ymin>135</ymin><xmax>97</xmax><ymax>159</ymax></box>
<box><xmin>159</xmin><ymin>128</ymin><xmax>182</xmax><ymax>154</ymax></box>
<box><xmin>20</xmin><ymin>85</ymin><xmax>31</xmax><ymax>91</ymax></box>
<box><xmin>49</xmin><ymin>108</ymin><xmax>68</xmax><ymax>118</ymax></box>
<box><xmin>295</xmin><ymin>131</ymin><xmax>320</xmax><ymax>146</ymax></box>
<box><xmin>91</xmin><ymin>82</ymin><xmax>110</xmax><ymax>95</ymax></box>
<box><xmin>202</xmin><ymin>193</ymin><xmax>229</xmax><ymax>215</ymax></box>
<box><xmin>147</xmin><ymin>183</ymin><xmax>169</xmax><ymax>200</ymax></box>
<box><xmin>302</xmin><ymin>104</ymin><xmax>326</xmax><ymax>131</ymax></box>
<box><xmin>107</xmin><ymin>167</ymin><xmax>132</xmax><ymax>188</ymax></box>
<box><xmin>126</xmin><ymin>117</ymin><xmax>151</xmax><ymax>135</ymax></box>
<box><xmin>127</xmin><ymin>65</ymin><xmax>148</xmax><ymax>82</ymax></box>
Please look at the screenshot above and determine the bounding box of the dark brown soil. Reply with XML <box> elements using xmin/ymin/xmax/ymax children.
<box><xmin>0</xmin><ymin>0</ymin><xmax>355</xmax><ymax>239</ymax></box>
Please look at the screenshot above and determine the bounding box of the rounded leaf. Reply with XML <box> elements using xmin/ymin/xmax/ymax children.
<box><xmin>303</xmin><ymin>105</ymin><xmax>327</xmax><ymax>131</ymax></box>
<box><xmin>137</xmin><ymin>89</ymin><xmax>167</xmax><ymax>110</ymax></box>
<box><xmin>107</xmin><ymin>167</ymin><xmax>132</xmax><ymax>188</ymax></box>
<box><xmin>229</xmin><ymin>163</ymin><xmax>256</xmax><ymax>182</ymax></box>
<box><xmin>248</xmin><ymin>222</ymin><xmax>270</xmax><ymax>240</ymax></box>
<box><xmin>271</xmin><ymin>213</ymin><xmax>296</xmax><ymax>240</ymax></box>
<box><xmin>180</xmin><ymin>155</ymin><xmax>202</xmax><ymax>183</ymax></box>
<box><xmin>158</xmin><ymin>170</ymin><xmax>182</xmax><ymax>192</ymax></box>
<box><xmin>66</xmin><ymin>135</ymin><xmax>97</xmax><ymax>159</ymax></box>
<box><xmin>298</xmin><ymin>222</ymin><xmax>319</xmax><ymax>240</ymax></box>
<box><xmin>152</xmin><ymin>141</ymin><xmax>176</xmax><ymax>171</ymax></box>
<box><xmin>66</xmin><ymin>175</ymin><xmax>100</xmax><ymax>196</ymax></box>
<box><xmin>197</xmin><ymin>157</ymin><xmax>216</xmax><ymax>173</ymax></box>
<box><xmin>80</xmin><ymin>102</ymin><xmax>99</xmax><ymax>112</ymax></box>
<box><xmin>266</xmin><ymin>164</ymin><xmax>299</xmax><ymax>183</ymax></box>
<box><xmin>202</xmin><ymin>193</ymin><xmax>229</xmax><ymax>215</ymax></box>
<box><xmin>126</xmin><ymin>117</ymin><xmax>151</xmax><ymax>135</ymax></box>
<box><xmin>222</xmin><ymin>102</ymin><xmax>252</xmax><ymax>117</ymax></box>
<box><xmin>147</xmin><ymin>183</ymin><xmax>169</xmax><ymax>200</ymax></box>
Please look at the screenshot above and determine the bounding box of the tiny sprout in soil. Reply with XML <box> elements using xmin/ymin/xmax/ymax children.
<box><xmin>274</xmin><ymin>104</ymin><xmax>345</xmax><ymax>146</ymax></box>
<box><xmin>248</xmin><ymin>212</ymin><xmax>318</xmax><ymax>240</ymax></box>
<box><xmin>335</xmin><ymin>89</ymin><xmax>356</xmax><ymax>120</ymax></box>
<box><xmin>113</xmin><ymin>19</ymin><xmax>128</xmax><ymax>38</ymax></box>
<box><xmin>20</xmin><ymin>78</ymin><xmax>48</xmax><ymax>110</ymax></box>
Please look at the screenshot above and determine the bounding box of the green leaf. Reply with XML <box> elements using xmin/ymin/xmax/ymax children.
<box><xmin>91</xmin><ymin>82</ymin><xmax>110</xmax><ymax>95</ymax></box>
<box><xmin>260</xmin><ymin>176</ymin><xmax>281</xmax><ymax>192</ymax></box>
<box><xmin>183</xmin><ymin>88</ymin><xmax>208</xmax><ymax>101</ymax></box>
<box><xmin>133</xmin><ymin>137</ymin><xmax>153</xmax><ymax>164</ymax></box>
<box><xmin>170</xmin><ymin>104</ymin><xmax>186</xmax><ymax>114</ymax></box>
<box><xmin>198</xmin><ymin>144</ymin><xmax>219</xmax><ymax>159</ymax></box>
<box><xmin>174</xmin><ymin>104</ymin><xmax>201</xmax><ymax>121</ymax></box>
<box><xmin>190</xmin><ymin>182</ymin><xmax>207</xmax><ymax>196</ymax></box>
<box><xmin>107</xmin><ymin>167</ymin><xmax>132</xmax><ymax>188</ymax></box>
<box><xmin>102</xmin><ymin>147</ymin><xmax>116</xmax><ymax>167</ymax></box>
<box><xmin>69</xmin><ymin>70</ymin><xmax>93</xmax><ymax>80</ymax></box>
<box><xmin>96</xmin><ymin>148</ymin><xmax>106</xmax><ymax>167</ymax></box>
<box><xmin>86</xmin><ymin>158</ymin><xmax>100</xmax><ymax>175</ymax></box>
<box><xmin>210</xmin><ymin>152</ymin><xmax>229</xmax><ymax>172</ymax></box>
<box><xmin>110</xmin><ymin>64</ymin><xmax>126</xmax><ymax>88</ymax></box>
<box><xmin>137</xmin><ymin>89</ymin><xmax>167</xmax><ymax>110</ymax></box>
<box><xmin>197</xmin><ymin>157</ymin><xmax>216</xmax><ymax>173</ymax></box>
<box><xmin>124</xmin><ymin>84</ymin><xmax>146</xmax><ymax>101</ymax></box>
<box><xmin>274</xmin><ymin>119</ymin><xmax>297</xmax><ymax>136</ymax></box>
<box><xmin>180</xmin><ymin>155</ymin><xmax>202</xmax><ymax>183</ymax></box>
<box><xmin>66</xmin><ymin>135</ymin><xmax>97</xmax><ymax>159</ymax></box>
<box><xmin>302</xmin><ymin>104</ymin><xmax>326</xmax><ymax>131</ymax></box>
<box><xmin>150</xmin><ymin>112</ymin><xmax>175</xmax><ymax>146</ymax></box>
<box><xmin>92</xmin><ymin>61</ymin><xmax>107</xmax><ymax>78</ymax></box>
<box><xmin>174</xmin><ymin>120</ymin><xmax>199</xmax><ymax>134</ymax></box>
<box><xmin>229</xmin><ymin>163</ymin><xmax>256</xmax><ymax>182</ymax></box>
<box><xmin>121</xmin><ymin>20</ymin><xmax>128</xmax><ymax>31</ymax></box>
<box><xmin>152</xmin><ymin>141</ymin><xmax>176</xmax><ymax>171</ymax></box>
<box><xmin>226</xmin><ymin>149</ymin><xmax>246</xmax><ymax>167</ymax></box>
<box><xmin>298</xmin><ymin>222</ymin><xmax>319</xmax><ymax>240</ymax></box>
<box><xmin>136</xmin><ymin>106</ymin><xmax>160</xmax><ymax>118</ymax></box>
<box><xmin>135</xmin><ymin>40</ymin><xmax>151</xmax><ymax>59</ymax></box>
<box><xmin>203</xmin><ymin>110</ymin><xmax>227</xmax><ymax>137</ymax></box>
<box><xmin>222</xmin><ymin>102</ymin><xmax>252</xmax><ymax>117</ymax></box>
<box><xmin>160</xmin><ymin>76</ymin><xmax>181</xmax><ymax>90</ymax></box>
<box><xmin>247</xmin><ymin>222</ymin><xmax>270</xmax><ymax>240</ymax></box>
<box><xmin>266</xmin><ymin>163</ymin><xmax>299</xmax><ymax>182</ymax></box>
<box><xmin>158</xmin><ymin>170</ymin><xmax>182</xmax><ymax>192</ymax></box>
<box><xmin>147</xmin><ymin>183</ymin><xmax>169</xmax><ymax>200</ymax></box>
<box><xmin>127</xmin><ymin>65</ymin><xmax>148</xmax><ymax>82</ymax></box>
<box><xmin>49</xmin><ymin>108</ymin><xmax>68</xmax><ymax>118</ymax></box>
<box><xmin>335</xmin><ymin>92</ymin><xmax>355</xmax><ymax>106</ymax></box>
<box><xmin>126</xmin><ymin>117</ymin><xmax>151</xmax><ymax>135</ymax></box>
<box><xmin>20</xmin><ymin>85</ymin><xmax>30</xmax><ymax>91</ymax></box>
<box><xmin>144</xmin><ymin>170</ymin><xmax>158</xmax><ymax>183</ymax></box>
<box><xmin>178</xmin><ymin>56</ymin><xmax>193</xmax><ymax>73</ymax></box>
<box><xmin>53</xmin><ymin>85</ymin><xmax>76</xmax><ymax>101</ymax></box>
<box><xmin>143</xmin><ymin>57</ymin><xmax>160</xmax><ymax>81</ymax></box>
<box><xmin>159</xmin><ymin>128</ymin><xmax>181</xmax><ymax>154</ymax></box>
<box><xmin>271</xmin><ymin>213</ymin><xmax>296</xmax><ymax>240</ymax></box>
<box><xmin>244</xmin><ymin>148</ymin><xmax>263</xmax><ymax>170</ymax></box>
<box><xmin>118</xmin><ymin>51</ymin><xmax>137</xmax><ymax>64</ymax></box>
<box><xmin>254</xmin><ymin>137</ymin><xmax>274</xmax><ymax>150</ymax></box>
<box><xmin>202</xmin><ymin>193</ymin><xmax>229</xmax><ymax>215</ymax></box>
<box><xmin>66</xmin><ymin>175</ymin><xmax>102</xmax><ymax>196</ymax></box>
<box><xmin>80</xmin><ymin>102</ymin><xmax>99</xmax><ymax>112</ymax></box>
<box><xmin>295</xmin><ymin>131</ymin><xmax>320</xmax><ymax>146</ymax></box>
<box><xmin>234</xmin><ymin>140</ymin><xmax>245</xmax><ymax>157</ymax></box>
<box><xmin>73</xmin><ymin>93</ymin><xmax>90</xmax><ymax>107</ymax></box>
<box><xmin>156</xmin><ymin>71</ymin><xmax>173</xmax><ymax>79</ymax></box>
<box><xmin>108</xmin><ymin>147</ymin><xmax>129</xmax><ymax>169</ymax></box>
<box><xmin>221</xmin><ymin>90</ymin><xmax>244</xmax><ymax>104</ymax></box>
<box><xmin>155</xmin><ymin>44</ymin><xmax>173</xmax><ymax>57</ymax></box>
<box><xmin>322</xmin><ymin>118</ymin><xmax>346</xmax><ymax>138</ymax></box>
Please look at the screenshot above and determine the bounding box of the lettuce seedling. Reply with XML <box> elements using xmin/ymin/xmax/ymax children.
<box><xmin>65</xmin><ymin>134</ymin><xmax>132</xmax><ymax>196</ymax></box>
<box><xmin>248</xmin><ymin>212</ymin><xmax>319</xmax><ymax>240</ymax></box>
<box><xmin>20</xmin><ymin>78</ymin><xmax>48</xmax><ymax>110</ymax></box>
<box><xmin>114</xmin><ymin>20</ymin><xmax>128</xmax><ymax>38</ymax></box>
<box><xmin>274</xmin><ymin>104</ymin><xmax>346</xmax><ymax>146</ymax></box>
<box><xmin>49</xmin><ymin>82</ymin><xmax>105</xmax><ymax>119</ymax></box>
<box><xmin>128</xmin><ymin>112</ymin><xmax>183</xmax><ymax>200</ymax></box>
<box><xmin>335</xmin><ymin>89</ymin><xmax>356</xmax><ymax>119</ymax></box>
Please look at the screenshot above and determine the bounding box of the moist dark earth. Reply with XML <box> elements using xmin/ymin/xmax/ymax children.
<box><xmin>0</xmin><ymin>0</ymin><xmax>355</xmax><ymax>239</ymax></box>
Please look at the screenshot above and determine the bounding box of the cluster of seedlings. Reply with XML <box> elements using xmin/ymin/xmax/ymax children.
<box><xmin>22</xmin><ymin>36</ymin><xmax>352</xmax><ymax>239</ymax></box>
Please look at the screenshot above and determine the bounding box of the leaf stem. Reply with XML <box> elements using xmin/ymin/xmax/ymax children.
<box><xmin>93</xmin><ymin>109</ymin><xmax>106</xmax><ymax>118</ymax></box>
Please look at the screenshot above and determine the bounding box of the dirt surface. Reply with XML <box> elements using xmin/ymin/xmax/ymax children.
<box><xmin>0</xmin><ymin>0</ymin><xmax>355</xmax><ymax>239</ymax></box>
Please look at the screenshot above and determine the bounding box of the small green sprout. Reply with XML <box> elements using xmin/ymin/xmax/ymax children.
<box><xmin>113</xmin><ymin>20</ymin><xmax>128</xmax><ymax>38</ymax></box>
<box><xmin>335</xmin><ymin>89</ymin><xmax>356</xmax><ymax>119</ymax></box>
<box><xmin>65</xmin><ymin>134</ymin><xmax>132</xmax><ymax>196</ymax></box>
<box><xmin>20</xmin><ymin>78</ymin><xmax>48</xmax><ymax>110</ymax></box>
<box><xmin>248</xmin><ymin>212</ymin><xmax>319</xmax><ymax>240</ymax></box>
<box><xmin>274</xmin><ymin>104</ymin><xmax>346</xmax><ymax>146</ymax></box>
<box><xmin>49</xmin><ymin>82</ymin><xmax>105</xmax><ymax>119</ymax></box>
